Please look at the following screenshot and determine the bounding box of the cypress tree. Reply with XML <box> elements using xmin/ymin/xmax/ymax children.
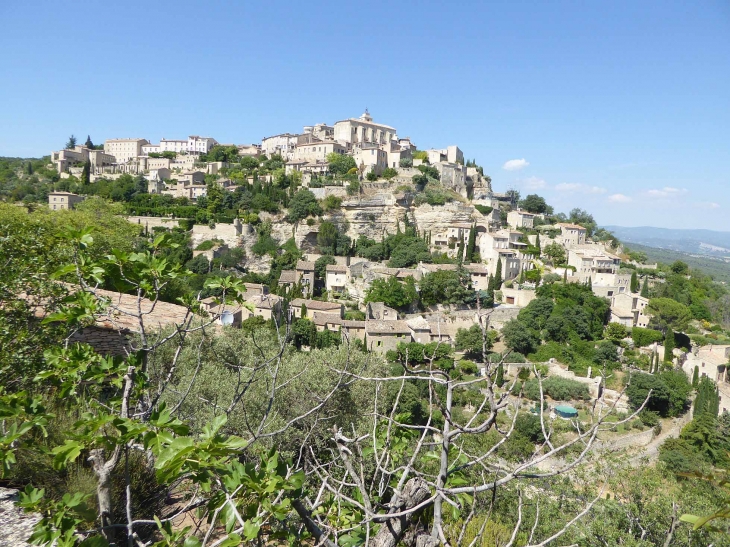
<box><xmin>535</xmin><ymin>233</ymin><xmax>541</xmax><ymax>253</ymax></box>
<box><xmin>518</xmin><ymin>269</ymin><xmax>525</xmax><ymax>284</ymax></box>
<box><xmin>630</xmin><ymin>271</ymin><xmax>639</xmax><ymax>293</ymax></box>
<box><xmin>496</xmin><ymin>362</ymin><xmax>505</xmax><ymax>388</ymax></box>
<box><xmin>493</xmin><ymin>258</ymin><xmax>503</xmax><ymax>291</ymax></box>
<box><xmin>301</xmin><ymin>303</ymin><xmax>307</xmax><ymax>318</ymax></box>
<box><xmin>26</xmin><ymin>162</ymin><xmax>33</xmax><ymax>175</ymax></box>
<box><xmin>457</xmin><ymin>234</ymin><xmax>465</xmax><ymax>264</ymax></box>
<box><xmin>664</xmin><ymin>330</ymin><xmax>675</xmax><ymax>363</ymax></box>
<box><xmin>640</xmin><ymin>277</ymin><xmax>649</xmax><ymax>298</ymax></box>
<box><xmin>563</xmin><ymin>268</ymin><xmax>568</xmax><ymax>283</ymax></box>
<box><xmin>81</xmin><ymin>160</ymin><xmax>90</xmax><ymax>186</ymax></box>
<box><xmin>466</xmin><ymin>223</ymin><xmax>477</xmax><ymax>262</ymax></box>
<box><xmin>84</xmin><ymin>135</ymin><xmax>94</xmax><ymax>149</ymax></box>
<box><xmin>692</xmin><ymin>365</ymin><xmax>699</xmax><ymax>388</ymax></box>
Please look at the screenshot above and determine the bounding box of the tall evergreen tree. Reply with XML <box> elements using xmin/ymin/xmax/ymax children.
<box><xmin>492</xmin><ymin>258</ymin><xmax>503</xmax><ymax>291</ymax></box>
<box><xmin>694</xmin><ymin>376</ymin><xmax>720</xmax><ymax>417</ymax></box>
<box><xmin>65</xmin><ymin>134</ymin><xmax>77</xmax><ymax>149</ymax></box>
<box><xmin>692</xmin><ymin>365</ymin><xmax>700</xmax><ymax>388</ymax></box>
<box><xmin>457</xmin><ymin>234</ymin><xmax>465</xmax><ymax>264</ymax></box>
<box><xmin>563</xmin><ymin>268</ymin><xmax>568</xmax><ymax>283</ymax></box>
<box><xmin>496</xmin><ymin>362</ymin><xmax>505</xmax><ymax>388</ymax></box>
<box><xmin>465</xmin><ymin>223</ymin><xmax>477</xmax><ymax>262</ymax></box>
<box><xmin>80</xmin><ymin>160</ymin><xmax>91</xmax><ymax>186</ymax></box>
<box><xmin>630</xmin><ymin>271</ymin><xmax>639</xmax><ymax>293</ymax></box>
<box><xmin>301</xmin><ymin>303</ymin><xmax>308</xmax><ymax>318</ymax></box>
<box><xmin>640</xmin><ymin>277</ymin><xmax>649</xmax><ymax>298</ymax></box>
<box><xmin>84</xmin><ymin>135</ymin><xmax>94</xmax><ymax>149</ymax></box>
<box><xmin>663</xmin><ymin>330</ymin><xmax>675</xmax><ymax>363</ymax></box>
<box><xmin>26</xmin><ymin>162</ymin><xmax>33</xmax><ymax>175</ymax></box>
<box><xmin>535</xmin><ymin>232</ymin><xmax>541</xmax><ymax>253</ymax></box>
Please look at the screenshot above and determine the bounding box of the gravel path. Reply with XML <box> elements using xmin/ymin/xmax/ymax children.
<box><xmin>0</xmin><ymin>487</ymin><xmax>40</xmax><ymax>546</ymax></box>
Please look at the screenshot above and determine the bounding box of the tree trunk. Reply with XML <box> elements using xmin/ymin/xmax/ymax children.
<box><xmin>371</xmin><ymin>477</ymin><xmax>439</xmax><ymax>547</ymax></box>
<box><xmin>294</xmin><ymin>477</ymin><xmax>438</xmax><ymax>547</ymax></box>
<box><xmin>90</xmin><ymin>448</ymin><xmax>114</xmax><ymax>542</ymax></box>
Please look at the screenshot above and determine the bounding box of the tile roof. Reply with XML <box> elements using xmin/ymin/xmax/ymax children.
<box><xmin>279</xmin><ymin>270</ymin><xmax>298</xmax><ymax>283</ymax></box>
<box><xmin>366</xmin><ymin>320</ymin><xmax>411</xmax><ymax>335</ymax></box>
<box><xmin>291</xmin><ymin>298</ymin><xmax>342</xmax><ymax>311</ymax></box>
<box><xmin>296</xmin><ymin>260</ymin><xmax>316</xmax><ymax>271</ymax></box>
<box><xmin>326</xmin><ymin>264</ymin><xmax>347</xmax><ymax>273</ymax></box>
<box><xmin>247</xmin><ymin>294</ymin><xmax>282</xmax><ymax>309</ymax></box>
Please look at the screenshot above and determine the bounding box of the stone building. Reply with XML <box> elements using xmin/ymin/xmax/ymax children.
<box><xmin>426</xmin><ymin>146</ymin><xmax>463</xmax><ymax>165</ymax></box>
<box><xmin>261</xmin><ymin>133</ymin><xmax>299</xmax><ymax>159</ymax></box>
<box><xmin>51</xmin><ymin>146</ymin><xmax>116</xmax><ymax>174</ymax></box>
<box><xmin>365</xmin><ymin>320</ymin><xmax>412</xmax><ymax>353</ymax></box>
<box><xmin>334</xmin><ymin>110</ymin><xmax>396</xmax><ymax>148</ymax></box>
<box><xmin>609</xmin><ymin>292</ymin><xmax>649</xmax><ymax>327</ymax></box>
<box><xmin>48</xmin><ymin>191</ymin><xmax>84</xmax><ymax>210</ymax></box>
<box><xmin>291</xmin><ymin>298</ymin><xmax>343</xmax><ymax>319</ymax></box>
<box><xmin>294</xmin><ymin>140</ymin><xmax>348</xmax><ymax>163</ymax></box>
<box><xmin>353</xmin><ymin>144</ymin><xmax>387</xmax><ymax>176</ymax></box>
<box><xmin>104</xmin><ymin>138</ymin><xmax>149</xmax><ymax>164</ymax></box>
<box><xmin>325</xmin><ymin>264</ymin><xmax>348</xmax><ymax>294</ymax></box>
<box><xmin>556</xmin><ymin>223</ymin><xmax>587</xmax><ymax>247</ymax></box>
<box><xmin>507</xmin><ymin>210</ymin><xmax>535</xmax><ymax>229</ymax></box>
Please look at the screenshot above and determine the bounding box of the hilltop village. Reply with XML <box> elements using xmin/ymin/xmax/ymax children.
<box><xmin>2</xmin><ymin>111</ymin><xmax>730</xmax><ymax>546</ymax></box>
<box><xmin>39</xmin><ymin>111</ymin><xmax>729</xmax><ymax>409</ymax></box>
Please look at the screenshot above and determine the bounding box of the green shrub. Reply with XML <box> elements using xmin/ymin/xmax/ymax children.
<box><xmin>458</xmin><ymin>360</ymin><xmax>479</xmax><ymax>375</ymax></box>
<box><xmin>631</xmin><ymin>326</ymin><xmax>664</xmax><ymax>348</ymax></box>
<box><xmin>195</xmin><ymin>240</ymin><xmax>215</xmax><ymax>251</ymax></box>
<box><xmin>523</xmin><ymin>376</ymin><xmax>591</xmax><ymax>401</ymax></box>
<box><xmin>474</xmin><ymin>204</ymin><xmax>493</xmax><ymax>216</ymax></box>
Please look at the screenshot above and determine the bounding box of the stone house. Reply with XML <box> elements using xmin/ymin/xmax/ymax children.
<box><xmin>294</xmin><ymin>140</ymin><xmax>348</xmax><ymax>163</ymax></box>
<box><xmin>681</xmin><ymin>346</ymin><xmax>730</xmax><ymax>414</ymax></box>
<box><xmin>296</xmin><ymin>260</ymin><xmax>316</xmax><ymax>297</ymax></box>
<box><xmin>435</xmin><ymin>162</ymin><xmax>468</xmax><ymax>196</ymax></box>
<box><xmin>243</xmin><ymin>294</ymin><xmax>282</xmax><ymax>321</ymax></box>
<box><xmin>325</xmin><ymin>264</ymin><xmax>348</xmax><ymax>294</ymax></box>
<box><xmin>353</xmin><ymin>144</ymin><xmax>387</xmax><ymax>176</ymax></box>
<box><xmin>501</xmin><ymin>287</ymin><xmax>537</xmax><ymax>307</ymax></box>
<box><xmin>609</xmin><ymin>292</ymin><xmax>649</xmax><ymax>327</ymax></box>
<box><xmin>366</xmin><ymin>302</ymin><xmax>398</xmax><ymax>321</ymax></box>
<box><xmin>556</xmin><ymin>223</ymin><xmax>587</xmax><ymax>247</ymax></box>
<box><xmin>291</xmin><ymin>298</ymin><xmax>343</xmax><ymax>320</ymax></box>
<box><xmin>261</xmin><ymin>133</ymin><xmax>299</xmax><ymax>159</ymax></box>
<box><xmin>406</xmin><ymin>316</ymin><xmax>431</xmax><ymax>344</ymax></box>
<box><xmin>478</xmin><ymin>230</ymin><xmax>534</xmax><ymax>281</ymax></box>
<box><xmin>366</xmin><ymin>320</ymin><xmax>412</xmax><ymax>353</ymax></box>
<box><xmin>506</xmin><ymin>210</ymin><xmax>535</xmax><ymax>230</ymax></box>
<box><xmin>48</xmin><ymin>191</ymin><xmax>84</xmax><ymax>210</ymax></box>
<box><xmin>243</xmin><ymin>283</ymin><xmax>268</xmax><ymax>296</ymax></box>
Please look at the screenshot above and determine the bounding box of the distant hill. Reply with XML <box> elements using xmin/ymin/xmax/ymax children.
<box><xmin>603</xmin><ymin>225</ymin><xmax>730</xmax><ymax>256</ymax></box>
<box><xmin>619</xmin><ymin>242</ymin><xmax>730</xmax><ymax>284</ymax></box>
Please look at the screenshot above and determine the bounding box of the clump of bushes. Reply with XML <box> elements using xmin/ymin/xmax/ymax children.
<box><xmin>523</xmin><ymin>376</ymin><xmax>591</xmax><ymax>401</ymax></box>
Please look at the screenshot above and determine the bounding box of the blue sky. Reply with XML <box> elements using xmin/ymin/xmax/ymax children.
<box><xmin>1</xmin><ymin>1</ymin><xmax>728</xmax><ymax>230</ymax></box>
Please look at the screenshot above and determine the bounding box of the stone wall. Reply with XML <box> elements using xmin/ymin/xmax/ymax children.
<box><xmin>190</xmin><ymin>219</ymin><xmax>245</xmax><ymax>248</ymax></box>
<box><xmin>70</xmin><ymin>326</ymin><xmax>130</xmax><ymax>356</ymax></box>
<box><xmin>126</xmin><ymin>216</ymin><xmax>181</xmax><ymax>230</ymax></box>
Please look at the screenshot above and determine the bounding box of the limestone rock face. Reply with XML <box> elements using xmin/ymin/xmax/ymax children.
<box><xmin>412</xmin><ymin>202</ymin><xmax>477</xmax><ymax>237</ymax></box>
<box><xmin>339</xmin><ymin>193</ymin><xmax>409</xmax><ymax>241</ymax></box>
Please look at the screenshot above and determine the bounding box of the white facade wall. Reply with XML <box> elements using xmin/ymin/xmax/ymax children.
<box><xmin>104</xmin><ymin>139</ymin><xmax>149</xmax><ymax>164</ymax></box>
<box><xmin>294</xmin><ymin>141</ymin><xmax>348</xmax><ymax>163</ymax></box>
